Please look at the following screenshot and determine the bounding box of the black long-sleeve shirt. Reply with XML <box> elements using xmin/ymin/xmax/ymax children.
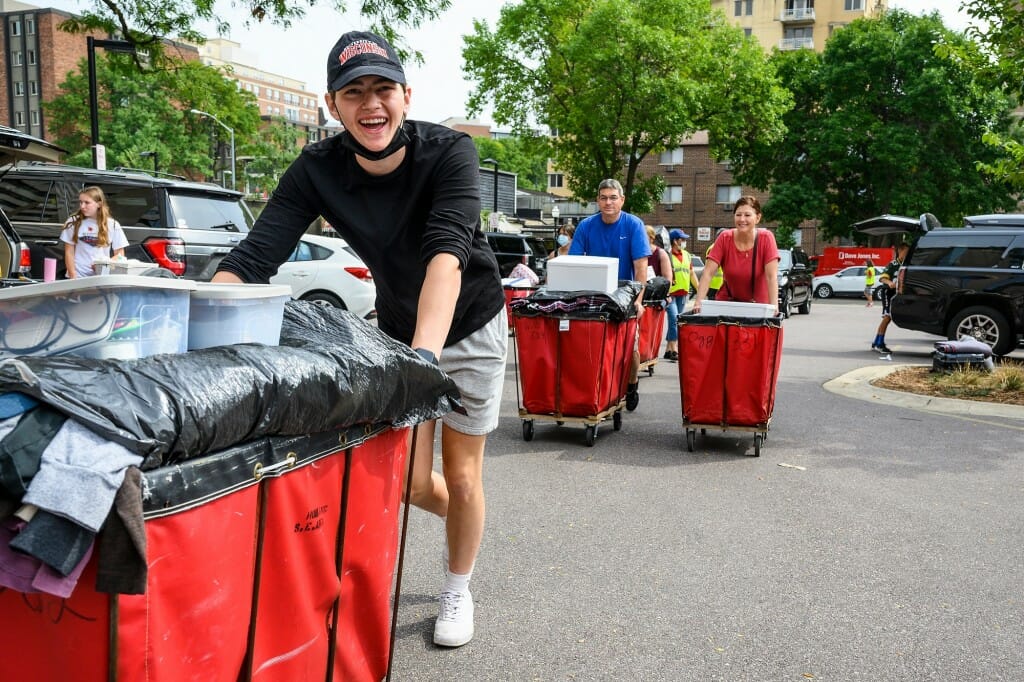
<box><xmin>217</xmin><ymin>120</ymin><xmax>503</xmax><ymax>346</ymax></box>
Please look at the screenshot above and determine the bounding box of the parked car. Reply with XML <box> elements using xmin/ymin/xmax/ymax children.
<box><xmin>0</xmin><ymin>162</ymin><xmax>254</xmax><ymax>281</ymax></box>
<box><xmin>813</xmin><ymin>265</ymin><xmax>884</xmax><ymax>300</ymax></box>
<box><xmin>0</xmin><ymin>126</ymin><xmax>64</xmax><ymax>280</ymax></box>
<box><xmin>777</xmin><ymin>247</ymin><xmax>813</xmax><ymax>318</ymax></box>
<box><xmin>690</xmin><ymin>255</ymin><xmax>704</xmax><ymax>283</ymax></box>
<box><xmin>484</xmin><ymin>231</ymin><xmax>548</xmax><ymax>282</ymax></box>
<box><xmin>854</xmin><ymin>212</ymin><xmax>1024</xmax><ymax>355</ymax></box>
<box><xmin>270</xmin><ymin>234</ymin><xmax>376</xmax><ymax>319</ymax></box>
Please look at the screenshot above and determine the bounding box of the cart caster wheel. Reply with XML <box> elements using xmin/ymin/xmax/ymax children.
<box><xmin>613</xmin><ymin>411</ymin><xmax>622</xmax><ymax>431</ymax></box>
<box><xmin>556</xmin><ymin>420</ymin><xmax>565</xmax><ymax>426</ymax></box>
<box><xmin>700</xmin><ymin>428</ymin><xmax>707</xmax><ymax>435</ymax></box>
<box><xmin>647</xmin><ymin>366</ymin><xmax>654</xmax><ymax>376</ymax></box>
<box><xmin>522</xmin><ymin>420</ymin><xmax>534</xmax><ymax>442</ymax></box>
<box><xmin>686</xmin><ymin>429</ymin><xmax>695</xmax><ymax>452</ymax></box>
<box><xmin>753</xmin><ymin>433</ymin><xmax>763</xmax><ymax>457</ymax></box>
<box><xmin>584</xmin><ymin>425</ymin><xmax>597</xmax><ymax>447</ymax></box>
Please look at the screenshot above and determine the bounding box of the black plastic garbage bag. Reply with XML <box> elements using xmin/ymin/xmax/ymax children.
<box><xmin>0</xmin><ymin>300</ymin><xmax>460</xmax><ymax>470</ymax></box>
<box><xmin>509</xmin><ymin>280</ymin><xmax>642</xmax><ymax>321</ymax></box>
<box><xmin>642</xmin><ymin>276</ymin><xmax>670</xmax><ymax>303</ymax></box>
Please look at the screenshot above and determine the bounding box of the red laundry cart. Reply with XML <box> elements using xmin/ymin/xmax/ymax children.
<box><xmin>503</xmin><ymin>284</ymin><xmax>537</xmax><ymax>331</ymax></box>
<box><xmin>0</xmin><ymin>424</ymin><xmax>412</xmax><ymax>682</ymax></box>
<box><xmin>637</xmin><ymin>301</ymin><xmax>666</xmax><ymax>376</ymax></box>
<box><xmin>677</xmin><ymin>313</ymin><xmax>783</xmax><ymax>456</ymax></box>
<box><xmin>512</xmin><ymin>311</ymin><xmax>636</xmax><ymax>447</ymax></box>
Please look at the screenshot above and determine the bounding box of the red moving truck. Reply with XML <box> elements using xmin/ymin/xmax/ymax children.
<box><xmin>813</xmin><ymin>246</ymin><xmax>894</xmax><ymax>276</ymax></box>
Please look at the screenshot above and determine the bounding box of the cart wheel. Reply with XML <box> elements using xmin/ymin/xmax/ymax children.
<box><xmin>753</xmin><ymin>433</ymin><xmax>763</xmax><ymax>457</ymax></box>
<box><xmin>584</xmin><ymin>424</ymin><xmax>597</xmax><ymax>447</ymax></box>
<box><xmin>647</xmin><ymin>366</ymin><xmax>654</xmax><ymax>376</ymax></box>
<box><xmin>686</xmin><ymin>429</ymin><xmax>695</xmax><ymax>452</ymax></box>
<box><xmin>556</xmin><ymin>420</ymin><xmax>565</xmax><ymax>426</ymax></box>
<box><xmin>700</xmin><ymin>428</ymin><xmax>707</xmax><ymax>435</ymax></box>
<box><xmin>522</xmin><ymin>420</ymin><xmax>534</xmax><ymax>442</ymax></box>
<box><xmin>613</xmin><ymin>410</ymin><xmax>622</xmax><ymax>431</ymax></box>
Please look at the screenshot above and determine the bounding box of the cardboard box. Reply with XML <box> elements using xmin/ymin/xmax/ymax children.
<box><xmin>188</xmin><ymin>283</ymin><xmax>292</xmax><ymax>349</ymax></box>
<box><xmin>0</xmin><ymin>275</ymin><xmax>195</xmax><ymax>358</ymax></box>
<box><xmin>546</xmin><ymin>255</ymin><xmax>619</xmax><ymax>293</ymax></box>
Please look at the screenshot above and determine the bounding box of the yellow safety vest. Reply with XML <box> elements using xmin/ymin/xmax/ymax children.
<box><xmin>669</xmin><ymin>250</ymin><xmax>692</xmax><ymax>296</ymax></box>
<box><xmin>707</xmin><ymin>244</ymin><xmax>724</xmax><ymax>289</ymax></box>
<box><xmin>865</xmin><ymin>266</ymin><xmax>876</xmax><ymax>286</ymax></box>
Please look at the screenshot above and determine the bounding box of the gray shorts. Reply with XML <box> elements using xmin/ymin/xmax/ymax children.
<box><xmin>439</xmin><ymin>309</ymin><xmax>508</xmax><ymax>435</ymax></box>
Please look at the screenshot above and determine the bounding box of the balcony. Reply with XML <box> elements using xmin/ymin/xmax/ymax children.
<box><xmin>780</xmin><ymin>7</ymin><xmax>816</xmax><ymax>22</ymax></box>
<box><xmin>779</xmin><ymin>36</ymin><xmax>815</xmax><ymax>50</ymax></box>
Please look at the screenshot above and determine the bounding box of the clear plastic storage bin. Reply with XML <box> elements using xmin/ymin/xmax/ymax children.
<box><xmin>188</xmin><ymin>283</ymin><xmax>292</xmax><ymax>350</ymax></box>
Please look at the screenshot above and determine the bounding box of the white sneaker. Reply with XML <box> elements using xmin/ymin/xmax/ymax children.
<box><xmin>433</xmin><ymin>590</ymin><xmax>474</xmax><ymax>647</ymax></box>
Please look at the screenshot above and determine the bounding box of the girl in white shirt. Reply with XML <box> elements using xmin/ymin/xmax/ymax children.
<box><xmin>60</xmin><ymin>186</ymin><xmax>128</xmax><ymax>278</ymax></box>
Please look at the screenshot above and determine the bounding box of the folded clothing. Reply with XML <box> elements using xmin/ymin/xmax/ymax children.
<box><xmin>934</xmin><ymin>338</ymin><xmax>993</xmax><ymax>356</ymax></box>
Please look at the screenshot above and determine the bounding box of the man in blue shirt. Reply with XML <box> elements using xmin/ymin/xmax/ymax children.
<box><xmin>569</xmin><ymin>178</ymin><xmax>650</xmax><ymax>409</ymax></box>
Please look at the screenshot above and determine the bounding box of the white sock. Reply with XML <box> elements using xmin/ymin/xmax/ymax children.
<box><xmin>444</xmin><ymin>569</ymin><xmax>472</xmax><ymax>595</ymax></box>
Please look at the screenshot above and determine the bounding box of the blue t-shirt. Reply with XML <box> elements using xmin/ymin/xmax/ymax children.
<box><xmin>568</xmin><ymin>211</ymin><xmax>651</xmax><ymax>280</ymax></box>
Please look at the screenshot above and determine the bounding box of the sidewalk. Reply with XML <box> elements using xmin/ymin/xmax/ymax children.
<box><xmin>824</xmin><ymin>364</ymin><xmax>1024</xmax><ymax>422</ymax></box>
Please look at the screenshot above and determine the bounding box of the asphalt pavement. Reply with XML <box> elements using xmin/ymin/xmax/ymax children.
<box><xmin>391</xmin><ymin>298</ymin><xmax>1024</xmax><ymax>681</ymax></box>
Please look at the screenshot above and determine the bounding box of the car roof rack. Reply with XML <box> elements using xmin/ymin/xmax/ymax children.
<box><xmin>963</xmin><ymin>214</ymin><xmax>1024</xmax><ymax>228</ymax></box>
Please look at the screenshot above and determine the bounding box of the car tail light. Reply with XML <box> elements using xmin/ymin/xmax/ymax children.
<box><xmin>344</xmin><ymin>266</ymin><xmax>373</xmax><ymax>282</ymax></box>
<box><xmin>17</xmin><ymin>242</ymin><xmax>31</xmax><ymax>274</ymax></box>
<box><xmin>142</xmin><ymin>237</ymin><xmax>186</xmax><ymax>277</ymax></box>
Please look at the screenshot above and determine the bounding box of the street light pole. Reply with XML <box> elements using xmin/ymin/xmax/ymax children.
<box><xmin>87</xmin><ymin>36</ymin><xmax>136</xmax><ymax>169</ymax></box>
<box><xmin>189</xmin><ymin>108</ymin><xmax>236</xmax><ymax>190</ymax></box>
<box><xmin>139</xmin><ymin>150</ymin><xmax>158</xmax><ymax>174</ymax></box>
<box><xmin>482</xmin><ymin>158</ymin><xmax>499</xmax><ymax>215</ymax></box>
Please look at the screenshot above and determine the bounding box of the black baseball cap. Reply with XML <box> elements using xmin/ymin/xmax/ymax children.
<box><xmin>327</xmin><ymin>31</ymin><xmax>406</xmax><ymax>92</ymax></box>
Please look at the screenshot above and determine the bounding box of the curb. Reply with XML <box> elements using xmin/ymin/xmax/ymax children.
<box><xmin>823</xmin><ymin>364</ymin><xmax>1024</xmax><ymax>422</ymax></box>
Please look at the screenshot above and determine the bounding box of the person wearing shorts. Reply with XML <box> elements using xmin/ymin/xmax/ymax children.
<box><xmin>213</xmin><ymin>31</ymin><xmax>506</xmax><ymax>648</ymax></box>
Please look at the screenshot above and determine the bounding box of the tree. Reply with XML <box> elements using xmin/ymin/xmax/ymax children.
<box><xmin>58</xmin><ymin>0</ymin><xmax>451</xmax><ymax>64</ymax></box>
<box><xmin>947</xmin><ymin>1</ymin><xmax>1024</xmax><ymax>191</ymax></box>
<box><xmin>45</xmin><ymin>55</ymin><xmax>263</xmax><ymax>182</ymax></box>
<box><xmin>462</xmin><ymin>0</ymin><xmax>791</xmax><ymax>214</ymax></box>
<box><xmin>472</xmin><ymin>136</ymin><xmax>549</xmax><ymax>192</ymax></box>
<box><xmin>242</xmin><ymin>117</ymin><xmax>306</xmax><ymax>197</ymax></box>
<box><xmin>734</xmin><ymin>10</ymin><xmax>1017</xmax><ymax>239</ymax></box>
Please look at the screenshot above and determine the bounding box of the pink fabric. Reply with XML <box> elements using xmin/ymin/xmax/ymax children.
<box><xmin>708</xmin><ymin>229</ymin><xmax>779</xmax><ymax>304</ymax></box>
<box><xmin>0</xmin><ymin>518</ymin><xmax>93</xmax><ymax>598</ymax></box>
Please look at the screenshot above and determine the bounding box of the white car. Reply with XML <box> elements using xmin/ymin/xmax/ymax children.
<box><xmin>270</xmin><ymin>234</ymin><xmax>376</xmax><ymax>319</ymax></box>
<box><xmin>690</xmin><ymin>255</ymin><xmax>704</xmax><ymax>282</ymax></box>
<box><xmin>812</xmin><ymin>265</ymin><xmax>883</xmax><ymax>300</ymax></box>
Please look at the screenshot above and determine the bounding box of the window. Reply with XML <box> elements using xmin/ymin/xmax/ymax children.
<box><xmin>548</xmin><ymin>173</ymin><xmax>564</xmax><ymax>189</ymax></box>
<box><xmin>30</xmin><ymin>111</ymin><xmax>39</xmax><ymax>125</ymax></box>
<box><xmin>27</xmin><ymin>50</ymin><xmax>35</xmax><ymax>65</ymax></box>
<box><xmin>14</xmin><ymin>82</ymin><xmax>24</xmax><ymax>97</ymax></box>
<box><xmin>661</xmin><ymin>185</ymin><xmax>683</xmax><ymax>205</ymax></box>
<box><xmin>911</xmin><ymin>234</ymin><xmax>1013</xmax><ymax>268</ymax></box>
<box><xmin>844</xmin><ymin>0</ymin><xmax>863</xmax><ymax>9</ymax></box>
<box><xmin>716</xmin><ymin>185</ymin><xmax>742</xmax><ymax>205</ymax></box>
<box><xmin>0</xmin><ymin>178</ymin><xmax>62</xmax><ymax>222</ymax></box>
<box><xmin>14</xmin><ymin>112</ymin><xmax>24</xmax><ymax>126</ymax></box>
<box><xmin>659</xmin><ymin>148</ymin><xmax>684</xmax><ymax>166</ymax></box>
<box><xmin>26</xmin><ymin>18</ymin><xmax>35</xmax><ymax>35</ymax></box>
<box><xmin>29</xmin><ymin>82</ymin><xmax>37</xmax><ymax>95</ymax></box>
<box><xmin>734</xmin><ymin>0</ymin><xmax>753</xmax><ymax>16</ymax></box>
<box><xmin>12</xmin><ymin>51</ymin><xmax>23</xmax><ymax>66</ymax></box>
<box><xmin>10</xmin><ymin>20</ymin><xmax>20</xmax><ymax>36</ymax></box>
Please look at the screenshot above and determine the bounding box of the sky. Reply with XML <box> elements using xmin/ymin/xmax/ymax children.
<box><xmin>48</xmin><ymin>0</ymin><xmax>972</xmax><ymax>126</ymax></box>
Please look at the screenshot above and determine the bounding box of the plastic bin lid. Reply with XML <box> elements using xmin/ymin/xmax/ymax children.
<box><xmin>0</xmin><ymin>274</ymin><xmax>196</xmax><ymax>300</ymax></box>
<box><xmin>190</xmin><ymin>282</ymin><xmax>293</xmax><ymax>300</ymax></box>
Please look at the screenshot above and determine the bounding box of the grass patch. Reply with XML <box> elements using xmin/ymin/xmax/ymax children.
<box><xmin>872</xmin><ymin>360</ymin><xmax>1024</xmax><ymax>407</ymax></box>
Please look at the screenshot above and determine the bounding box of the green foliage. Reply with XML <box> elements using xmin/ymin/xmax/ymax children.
<box><xmin>44</xmin><ymin>54</ymin><xmax>262</xmax><ymax>183</ymax></box>
<box><xmin>473</xmin><ymin>136</ymin><xmax>549</xmax><ymax>191</ymax></box>
<box><xmin>462</xmin><ymin>0</ymin><xmax>790</xmax><ymax>214</ymax></box>
<box><xmin>57</xmin><ymin>0</ymin><xmax>450</xmax><ymax>64</ymax></box>
<box><xmin>736</xmin><ymin>10</ymin><xmax>1018</xmax><ymax>239</ymax></box>
<box><xmin>947</xmin><ymin>1</ymin><xmax>1024</xmax><ymax>191</ymax></box>
<box><xmin>242</xmin><ymin>117</ymin><xmax>305</xmax><ymax>196</ymax></box>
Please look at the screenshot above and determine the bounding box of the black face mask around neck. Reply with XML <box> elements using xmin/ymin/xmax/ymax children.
<box><xmin>337</xmin><ymin>120</ymin><xmax>410</xmax><ymax>161</ymax></box>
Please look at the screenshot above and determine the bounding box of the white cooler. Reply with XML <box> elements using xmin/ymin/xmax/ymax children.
<box><xmin>545</xmin><ymin>255</ymin><xmax>619</xmax><ymax>293</ymax></box>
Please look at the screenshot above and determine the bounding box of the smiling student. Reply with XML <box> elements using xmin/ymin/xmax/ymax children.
<box><xmin>213</xmin><ymin>31</ymin><xmax>506</xmax><ymax>649</ymax></box>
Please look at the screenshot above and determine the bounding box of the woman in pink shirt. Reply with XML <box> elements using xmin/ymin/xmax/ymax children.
<box><xmin>692</xmin><ymin>196</ymin><xmax>780</xmax><ymax>314</ymax></box>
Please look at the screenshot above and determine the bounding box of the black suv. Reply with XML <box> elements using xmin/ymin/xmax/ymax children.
<box><xmin>0</xmin><ymin>126</ymin><xmax>64</xmax><ymax>280</ymax></box>
<box><xmin>777</xmin><ymin>247</ymin><xmax>813</xmax><ymax>318</ymax></box>
<box><xmin>855</xmin><ymin>213</ymin><xmax>1024</xmax><ymax>356</ymax></box>
<box><xmin>484</xmin><ymin>231</ymin><xmax>548</xmax><ymax>282</ymax></box>
<box><xmin>0</xmin><ymin>162</ymin><xmax>253</xmax><ymax>281</ymax></box>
